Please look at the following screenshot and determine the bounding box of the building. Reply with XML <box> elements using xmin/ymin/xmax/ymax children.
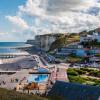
<box><xmin>80</xmin><ymin>35</ymin><xmax>93</xmax><ymax>42</ymax></box>
<box><xmin>80</xmin><ymin>32</ymin><xmax>100</xmax><ymax>43</ymax></box>
<box><xmin>75</xmin><ymin>49</ymin><xmax>87</xmax><ymax>57</ymax></box>
<box><xmin>56</xmin><ymin>43</ymin><xmax>84</xmax><ymax>57</ymax></box>
<box><xmin>35</xmin><ymin>34</ymin><xmax>63</xmax><ymax>51</ymax></box>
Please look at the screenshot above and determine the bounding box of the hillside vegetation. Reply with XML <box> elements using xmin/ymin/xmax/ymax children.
<box><xmin>49</xmin><ymin>33</ymin><xmax>80</xmax><ymax>51</ymax></box>
<box><xmin>0</xmin><ymin>88</ymin><xmax>48</xmax><ymax>100</ymax></box>
<box><xmin>67</xmin><ymin>68</ymin><xmax>100</xmax><ymax>86</ymax></box>
<box><xmin>49</xmin><ymin>27</ymin><xmax>100</xmax><ymax>52</ymax></box>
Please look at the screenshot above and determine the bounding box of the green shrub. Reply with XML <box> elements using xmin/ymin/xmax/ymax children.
<box><xmin>89</xmin><ymin>70</ymin><xmax>100</xmax><ymax>77</ymax></box>
<box><xmin>67</xmin><ymin>69</ymin><xmax>79</xmax><ymax>76</ymax></box>
<box><xmin>75</xmin><ymin>69</ymin><xmax>86</xmax><ymax>75</ymax></box>
<box><xmin>95</xmin><ymin>53</ymin><xmax>100</xmax><ymax>57</ymax></box>
<box><xmin>67</xmin><ymin>68</ymin><xmax>100</xmax><ymax>86</ymax></box>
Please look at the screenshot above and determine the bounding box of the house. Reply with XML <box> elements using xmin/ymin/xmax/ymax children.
<box><xmin>56</xmin><ymin>44</ymin><xmax>84</xmax><ymax>57</ymax></box>
<box><xmin>74</xmin><ymin>48</ymin><xmax>97</xmax><ymax>57</ymax></box>
<box><xmin>80</xmin><ymin>31</ymin><xmax>100</xmax><ymax>43</ymax></box>
<box><xmin>92</xmin><ymin>32</ymin><xmax>100</xmax><ymax>42</ymax></box>
<box><xmin>80</xmin><ymin>35</ymin><xmax>93</xmax><ymax>42</ymax></box>
<box><xmin>56</xmin><ymin>47</ymin><xmax>75</xmax><ymax>57</ymax></box>
<box><xmin>90</xmin><ymin>57</ymin><xmax>100</xmax><ymax>62</ymax></box>
<box><xmin>75</xmin><ymin>49</ymin><xmax>87</xmax><ymax>57</ymax></box>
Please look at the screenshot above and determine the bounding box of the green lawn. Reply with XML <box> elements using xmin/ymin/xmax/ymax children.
<box><xmin>95</xmin><ymin>53</ymin><xmax>100</xmax><ymax>57</ymax></box>
<box><xmin>67</xmin><ymin>68</ymin><xmax>100</xmax><ymax>86</ymax></box>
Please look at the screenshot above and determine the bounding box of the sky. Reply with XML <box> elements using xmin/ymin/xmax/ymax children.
<box><xmin>0</xmin><ymin>0</ymin><xmax>100</xmax><ymax>42</ymax></box>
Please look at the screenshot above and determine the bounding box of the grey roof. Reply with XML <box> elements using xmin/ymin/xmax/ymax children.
<box><xmin>48</xmin><ymin>81</ymin><xmax>100</xmax><ymax>100</ymax></box>
<box><xmin>38</xmin><ymin>68</ymin><xmax>49</xmax><ymax>73</ymax></box>
<box><xmin>0</xmin><ymin>63</ymin><xmax>19</xmax><ymax>71</ymax></box>
<box><xmin>0</xmin><ymin>57</ymin><xmax>38</xmax><ymax>71</ymax></box>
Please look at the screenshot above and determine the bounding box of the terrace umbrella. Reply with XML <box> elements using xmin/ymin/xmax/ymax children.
<box><xmin>24</xmin><ymin>82</ymin><xmax>39</xmax><ymax>94</ymax></box>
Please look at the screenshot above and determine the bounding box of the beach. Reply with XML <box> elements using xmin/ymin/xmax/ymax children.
<box><xmin>0</xmin><ymin>59</ymin><xmax>3</xmax><ymax>64</ymax></box>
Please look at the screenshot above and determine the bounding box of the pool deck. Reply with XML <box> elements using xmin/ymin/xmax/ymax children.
<box><xmin>50</xmin><ymin>67</ymin><xmax>68</xmax><ymax>82</ymax></box>
<box><xmin>0</xmin><ymin>54</ymin><xmax>69</xmax><ymax>94</ymax></box>
<box><xmin>0</xmin><ymin>55</ymin><xmax>51</xmax><ymax>94</ymax></box>
<box><xmin>0</xmin><ymin>69</ymin><xmax>30</xmax><ymax>90</ymax></box>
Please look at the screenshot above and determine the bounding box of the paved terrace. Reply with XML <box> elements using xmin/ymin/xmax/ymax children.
<box><xmin>49</xmin><ymin>63</ymin><xmax>69</xmax><ymax>83</ymax></box>
<box><xmin>0</xmin><ymin>55</ymin><xmax>50</xmax><ymax>91</ymax></box>
<box><xmin>0</xmin><ymin>69</ymin><xmax>29</xmax><ymax>90</ymax></box>
<box><xmin>0</xmin><ymin>55</ymin><xmax>69</xmax><ymax>94</ymax></box>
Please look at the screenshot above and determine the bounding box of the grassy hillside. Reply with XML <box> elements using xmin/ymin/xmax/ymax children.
<box><xmin>49</xmin><ymin>27</ymin><xmax>100</xmax><ymax>52</ymax></box>
<box><xmin>0</xmin><ymin>88</ymin><xmax>48</xmax><ymax>100</ymax></box>
<box><xmin>49</xmin><ymin>34</ymin><xmax>80</xmax><ymax>51</ymax></box>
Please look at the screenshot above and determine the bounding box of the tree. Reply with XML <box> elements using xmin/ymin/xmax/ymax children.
<box><xmin>48</xmin><ymin>35</ymin><xmax>68</xmax><ymax>51</ymax></box>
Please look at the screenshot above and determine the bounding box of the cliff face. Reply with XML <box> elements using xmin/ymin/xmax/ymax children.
<box><xmin>95</xmin><ymin>28</ymin><xmax>100</xmax><ymax>32</ymax></box>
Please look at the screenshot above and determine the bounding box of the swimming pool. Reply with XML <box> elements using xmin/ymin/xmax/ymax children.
<box><xmin>28</xmin><ymin>74</ymin><xmax>48</xmax><ymax>83</ymax></box>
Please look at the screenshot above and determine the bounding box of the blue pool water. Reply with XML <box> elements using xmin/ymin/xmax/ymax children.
<box><xmin>28</xmin><ymin>74</ymin><xmax>48</xmax><ymax>83</ymax></box>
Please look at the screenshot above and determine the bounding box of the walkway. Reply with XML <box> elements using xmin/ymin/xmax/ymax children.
<box><xmin>49</xmin><ymin>64</ymin><xmax>69</xmax><ymax>83</ymax></box>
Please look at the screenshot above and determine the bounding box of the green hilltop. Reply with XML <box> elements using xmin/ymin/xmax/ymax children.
<box><xmin>0</xmin><ymin>88</ymin><xmax>48</xmax><ymax>100</ymax></box>
<box><xmin>49</xmin><ymin>28</ymin><xmax>100</xmax><ymax>51</ymax></box>
<box><xmin>0</xmin><ymin>88</ymin><xmax>62</xmax><ymax>100</ymax></box>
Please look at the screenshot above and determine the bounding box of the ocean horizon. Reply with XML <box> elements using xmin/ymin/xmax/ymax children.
<box><xmin>0</xmin><ymin>42</ymin><xmax>26</xmax><ymax>48</ymax></box>
<box><xmin>0</xmin><ymin>42</ymin><xmax>31</xmax><ymax>55</ymax></box>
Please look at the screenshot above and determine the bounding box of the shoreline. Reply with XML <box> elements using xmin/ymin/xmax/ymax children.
<box><xmin>0</xmin><ymin>56</ymin><xmax>28</xmax><ymax>64</ymax></box>
<box><xmin>0</xmin><ymin>59</ymin><xmax>3</xmax><ymax>64</ymax></box>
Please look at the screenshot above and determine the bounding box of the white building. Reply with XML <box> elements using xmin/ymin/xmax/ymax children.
<box><xmin>92</xmin><ymin>32</ymin><xmax>100</xmax><ymax>42</ymax></box>
<box><xmin>80</xmin><ymin>32</ymin><xmax>100</xmax><ymax>43</ymax></box>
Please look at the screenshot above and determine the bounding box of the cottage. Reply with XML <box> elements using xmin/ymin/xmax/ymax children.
<box><xmin>80</xmin><ymin>31</ymin><xmax>100</xmax><ymax>43</ymax></box>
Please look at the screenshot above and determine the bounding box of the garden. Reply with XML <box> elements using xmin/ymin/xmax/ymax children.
<box><xmin>67</xmin><ymin>68</ymin><xmax>100</xmax><ymax>86</ymax></box>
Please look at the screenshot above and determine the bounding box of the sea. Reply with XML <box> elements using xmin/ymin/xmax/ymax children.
<box><xmin>0</xmin><ymin>42</ymin><xmax>30</xmax><ymax>54</ymax></box>
<box><xmin>0</xmin><ymin>42</ymin><xmax>27</xmax><ymax>48</ymax></box>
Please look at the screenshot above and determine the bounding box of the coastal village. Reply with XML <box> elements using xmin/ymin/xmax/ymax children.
<box><xmin>0</xmin><ymin>28</ymin><xmax>100</xmax><ymax>100</ymax></box>
<box><xmin>0</xmin><ymin>0</ymin><xmax>100</xmax><ymax>99</ymax></box>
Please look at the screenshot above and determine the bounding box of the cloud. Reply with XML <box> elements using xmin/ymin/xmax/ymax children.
<box><xmin>0</xmin><ymin>31</ymin><xmax>34</xmax><ymax>42</ymax></box>
<box><xmin>6</xmin><ymin>16</ymin><xmax>29</xmax><ymax>31</ymax></box>
<box><xmin>18</xmin><ymin>0</ymin><xmax>100</xmax><ymax>32</ymax></box>
<box><xmin>0</xmin><ymin>32</ymin><xmax>17</xmax><ymax>41</ymax></box>
<box><xmin>46</xmin><ymin>0</ymin><xmax>83</xmax><ymax>15</ymax></box>
<box><xmin>5</xmin><ymin>0</ymin><xmax>100</xmax><ymax>41</ymax></box>
<box><xmin>18</xmin><ymin>0</ymin><xmax>45</xmax><ymax>17</ymax></box>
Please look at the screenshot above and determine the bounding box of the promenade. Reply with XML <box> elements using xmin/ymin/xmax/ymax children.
<box><xmin>0</xmin><ymin>54</ymin><xmax>69</xmax><ymax>95</ymax></box>
<box><xmin>49</xmin><ymin>63</ymin><xmax>69</xmax><ymax>83</ymax></box>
